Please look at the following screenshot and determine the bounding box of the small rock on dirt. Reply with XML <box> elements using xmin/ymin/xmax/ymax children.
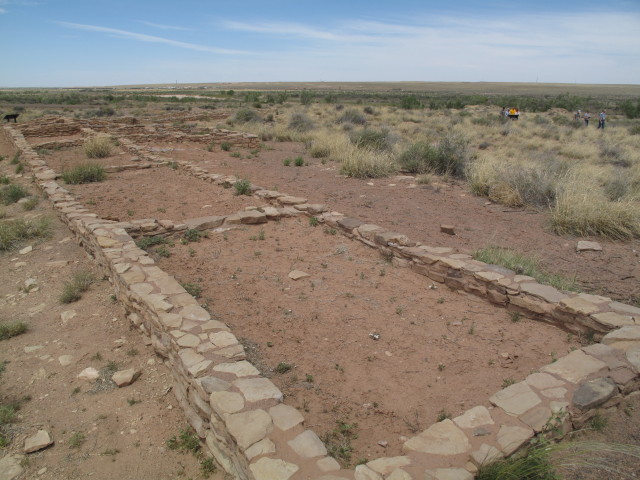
<box><xmin>19</xmin><ymin>245</ymin><xmax>33</xmax><ymax>255</ymax></box>
<box><xmin>24</xmin><ymin>430</ymin><xmax>54</xmax><ymax>453</ymax></box>
<box><xmin>577</xmin><ymin>241</ymin><xmax>602</xmax><ymax>252</ymax></box>
<box><xmin>288</xmin><ymin>270</ymin><xmax>310</xmax><ymax>281</ymax></box>
<box><xmin>440</xmin><ymin>224</ymin><xmax>456</xmax><ymax>235</ymax></box>
<box><xmin>112</xmin><ymin>368</ymin><xmax>141</xmax><ymax>387</ymax></box>
<box><xmin>77</xmin><ymin>367</ymin><xmax>99</xmax><ymax>381</ymax></box>
<box><xmin>0</xmin><ymin>454</ymin><xmax>25</xmax><ymax>480</ymax></box>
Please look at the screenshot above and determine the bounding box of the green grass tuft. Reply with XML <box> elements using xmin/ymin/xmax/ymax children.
<box><xmin>0</xmin><ymin>217</ymin><xmax>51</xmax><ymax>251</ymax></box>
<box><xmin>59</xmin><ymin>271</ymin><xmax>94</xmax><ymax>303</ymax></box>
<box><xmin>62</xmin><ymin>163</ymin><xmax>106</xmax><ymax>184</ymax></box>
<box><xmin>474</xmin><ymin>246</ymin><xmax>580</xmax><ymax>292</ymax></box>
<box><xmin>84</xmin><ymin>135</ymin><xmax>113</xmax><ymax>158</ymax></box>
<box><xmin>0</xmin><ymin>321</ymin><xmax>28</xmax><ymax>341</ymax></box>
<box><xmin>0</xmin><ymin>184</ymin><xmax>29</xmax><ymax>205</ymax></box>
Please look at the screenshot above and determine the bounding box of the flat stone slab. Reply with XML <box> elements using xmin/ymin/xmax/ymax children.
<box><xmin>572</xmin><ymin>377</ymin><xmax>617</xmax><ymax>410</ymax></box>
<box><xmin>497</xmin><ymin>425</ymin><xmax>534</xmax><ymax>456</ymax></box>
<box><xmin>540</xmin><ymin>350</ymin><xmax>607</xmax><ymax>383</ymax></box>
<box><xmin>250</xmin><ymin>457</ymin><xmax>299</xmax><ymax>480</ymax></box>
<box><xmin>453</xmin><ymin>406</ymin><xmax>494</xmax><ymax>430</ymax></box>
<box><xmin>238</xmin><ymin>210</ymin><xmax>267</xmax><ymax>224</ymax></box>
<box><xmin>366</xmin><ymin>456</ymin><xmax>411</xmax><ymax>476</ymax></box>
<box><xmin>602</xmin><ymin>326</ymin><xmax>640</xmax><ymax>351</ymax></box>
<box><xmin>288</xmin><ymin>270</ymin><xmax>310</xmax><ymax>280</ymax></box>
<box><xmin>626</xmin><ymin>345</ymin><xmax>640</xmax><ymax>370</ymax></box>
<box><xmin>424</xmin><ymin>468</ymin><xmax>474</xmax><ymax>480</ymax></box>
<box><xmin>77</xmin><ymin>367</ymin><xmax>99</xmax><ymax>381</ymax></box>
<box><xmin>209</xmin><ymin>391</ymin><xmax>245</xmax><ymax>415</ymax></box>
<box><xmin>337</xmin><ymin>217</ymin><xmax>363</xmax><ymax>231</ymax></box>
<box><xmin>233</xmin><ymin>378</ymin><xmax>283</xmax><ymax>402</ymax></box>
<box><xmin>519</xmin><ymin>283</ymin><xmax>568</xmax><ymax>303</ymax></box>
<box><xmin>245</xmin><ymin>438</ymin><xmax>276</xmax><ymax>460</ymax></box>
<box><xmin>24</xmin><ymin>430</ymin><xmax>53</xmax><ymax>453</ymax></box>
<box><xmin>287</xmin><ymin>430</ymin><xmax>327</xmax><ymax>458</ymax></box>
<box><xmin>0</xmin><ymin>454</ymin><xmax>24</xmax><ymax>480</ymax></box>
<box><xmin>403</xmin><ymin>419</ymin><xmax>470</xmax><ymax>455</ymax></box>
<box><xmin>184</xmin><ymin>215</ymin><xmax>225</xmax><ymax>230</ymax></box>
<box><xmin>226</xmin><ymin>409</ymin><xmax>273</xmax><ymax>449</ymax></box>
<box><xmin>577</xmin><ymin>241</ymin><xmax>602</xmax><ymax>252</ymax></box>
<box><xmin>525</xmin><ymin>372</ymin><xmax>566</xmax><ymax>390</ymax></box>
<box><xmin>489</xmin><ymin>382</ymin><xmax>541</xmax><ymax>416</ymax></box>
<box><xmin>213</xmin><ymin>361</ymin><xmax>259</xmax><ymax>377</ymax></box>
<box><xmin>268</xmin><ymin>404</ymin><xmax>304</xmax><ymax>431</ymax></box>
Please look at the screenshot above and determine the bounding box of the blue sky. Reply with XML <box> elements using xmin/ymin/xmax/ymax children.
<box><xmin>0</xmin><ymin>0</ymin><xmax>638</xmax><ymax>87</ymax></box>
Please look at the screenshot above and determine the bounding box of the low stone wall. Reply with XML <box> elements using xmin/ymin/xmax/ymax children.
<box><xmin>6</xmin><ymin>123</ymin><xmax>640</xmax><ymax>480</ymax></box>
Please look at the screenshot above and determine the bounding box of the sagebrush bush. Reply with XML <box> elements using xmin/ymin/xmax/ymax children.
<box><xmin>0</xmin><ymin>217</ymin><xmax>50</xmax><ymax>251</ymax></box>
<box><xmin>399</xmin><ymin>132</ymin><xmax>470</xmax><ymax>177</ymax></box>
<box><xmin>234</xmin><ymin>108</ymin><xmax>261</xmax><ymax>123</ymax></box>
<box><xmin>337</xmin><ymin>109</ymin><xmax>367</xmax><ymax>125</ymax></box>
<box><xmin>288</xmin><ymin>112</ymin><xmax>314</xmax><ymax>133</ymax></box>
<box><xmin>340</xmin><ymin>147</ymin><xmax>397</xmax><ymax>179</ymax></box>
<box><xmin>62</xmin><ymin>163</ymin><xmax>106</xmax><ymax>184</ymax></box>
<box><xmin>84</xmin><ymin>135</ymin><xmax>113</xmax><ymax>158</ymax></box>
<box><xmin>349</xmin><ymin>128</ymin><xmax>395</xmax><ymax>152</ymax></box>
<box><xmin>0</xmin><ymin>184</ymin><xmax>29</xmax><ymax>205</ymax></box>
<box><xmin>59</xmin><ymin>271</ymin><xmax>94</xmax><ymax>303</ymax></box>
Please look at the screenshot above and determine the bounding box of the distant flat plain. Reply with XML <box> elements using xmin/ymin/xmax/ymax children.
<box><xmin>115</xmin><ymin>81</ymin><xmax>640</xmax><ymax>97</ymax></box>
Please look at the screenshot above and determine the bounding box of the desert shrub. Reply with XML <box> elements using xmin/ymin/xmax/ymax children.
<box><xmin>61</xmin><ymin>163</ymin><xmax>106</xmax><ymax>184</ymax></box>
<box><xmin>234</xmin><ymin>108</ymin><xmax>261</xmax><ymax>123</ymax></box>
<box><xmin>599</xmin><ymin>141</ymin><xmax>631</xmax><ymax>168</ymax></box>
<box><xmin>288</xmin><ymin>112</ymin><xmax>314</xmax><ymax>133</ymax></box>
<box><xmin>300</xmin><ymin>90</ymin><xmax>314</xmax><ymax>105</ymax></box>
<box><xmin>349</xmin><ymin>128</ymin><xmax>394</xmax><ymax>152</ymax></box>
<box><xmin>0</xmin><ymin>176</ymin><xmax>9</xmax><ymax>185</ymax></box>
<box><xmin>363</xmin><ymin>106</ymin><xmax>375</xmax><ymax>115</ymax></box>
<box><xmin>399</xmin><ymin>132</ymin><xmax>470</xmax><ymax>177</ymax></box>
<box><xmin>337</xmin><ymin>109</ymin><xmax>367</xmax><ymax>125</ymax></box>
<box><xmin>0</xmin><ymin>321</ymin><xmax>28</xmax><ymax>341</ymax></box>
<box><xmin>233</xmin><ymin>178</ymin><xmax>252</xmax><ymax>196</ymax></box>
<box><xmin>340</xmin><ymin>148</ymin><xmax>397</xmax><ymax>179</ymax></box>
<box><xmin>21</xmin><ymin>197</ymin><xmax>39</xmax><ymax>211</ymax></box>
<box><xmin>551</xmin><ymin>188</ymin><xmax>640</xmax><ymax>239</ymax></box>
<box><xmin>629</xmin><ymin>124</ymin><xmax>640</xmax><ymax>135</ymax></box>
<box><xmin>135</xmin><ymin>235</ymin><xmax>168</xmax><ymax>250</ymax></box>
<box><xmin>467</xmin><ymin>155</ymin><xmax>568</xmax><ymax>208</ymax></box>
<box><xmin>400</xmin><ymin>95</ymin><xmax>422</xmax><ymax>110</ymax></box>
<box><xmin>308</xmin><ymin>142</ymin><xmax>330</xmax><ymax>158</ymax></box>
<box><xmin>84</xmin><ymin>135</ymin><xmax>113</xmax><ymax>158</ymax></box>
<box><xmin>0</xmin><ymin>184</ymin><xmax>29</xmax><ymax>205</ymax></box>
<box><xmin>0</xmin><ymin>217</ymin><xmax>50</xmax><ymax>251</ymax></box>
<box><xmin>603</xmin><ymin>170</ymin><xmax>634</xmax><ymax>201</ymax></box>
<box><xmin>59</xmin><ymin>271</ymin><xmax>94</xmax><ymax>303</ymax></box>
<box><xmin>181</xmin><ymin>282</ymin><xmax>203</xmax><ymax>298</ymax></box>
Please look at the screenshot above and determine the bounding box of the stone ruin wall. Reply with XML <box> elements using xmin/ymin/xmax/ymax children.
<box><xmin>5</xmin><ymin>122</ymin><xmax>640</xmax><ymax>480</ymax></box>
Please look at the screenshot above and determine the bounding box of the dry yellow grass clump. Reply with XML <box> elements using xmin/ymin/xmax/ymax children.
<box><xmin>241</xmin><ymin>100</ymin><xmax>640</xmax><ymax>238</ymax></box>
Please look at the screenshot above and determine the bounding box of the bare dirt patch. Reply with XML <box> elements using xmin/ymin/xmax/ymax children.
<box><xmin>35</xmin><ymin>144</ymin><xmax>132</xmax><ymax>172</ymax></box>
<box><xmin>155</xmin><ymin>218</ymin><xmax>579</xmax><ymax>462</ymax></box>
<box><xmin>64</xmin><ymin>166</ymin><xmax>257</xmax><ymax>223</ymax></box>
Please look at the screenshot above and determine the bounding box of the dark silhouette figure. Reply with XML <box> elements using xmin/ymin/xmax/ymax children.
<box><xmin>3</xmin><ymin>114</ymin><xmax>19</xmax><ymax>123</ymax></box>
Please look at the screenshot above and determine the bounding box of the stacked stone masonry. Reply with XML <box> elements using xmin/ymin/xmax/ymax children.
<box><xmin>5</xmin><ymin>121</ymin><xmax>640</xmax><ymax>480</ymax></box>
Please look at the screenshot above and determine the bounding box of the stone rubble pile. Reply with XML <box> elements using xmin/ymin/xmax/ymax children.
<box><xmin>5</xmin><ymin>122</ymin><xmax>639</xmax><ymax>480</ymax></box>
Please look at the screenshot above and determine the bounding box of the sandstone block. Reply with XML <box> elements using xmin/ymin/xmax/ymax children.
<box><xmin>287</xmin><ymin>430</ymin><xmax>327</xmax><ymax>458</ymax></box>
<box><xmin>489</xmin><ymin>382</ymin><xmax>542</xmax><ymax>416</ymax></box>
<box><xmin>572</xmin><ymin>377</ymin><xmax>617</xmax><ymax>410</ymax></box>
<box><xmin>249</xmin><ymin>457</ymin><xmax>298</xmax><ymax>480</ymax></box>
<box><xmin>233</xmin><ymin>378</ymin><xmax>283</xmax><ymax>402</ymax></box>
<box><xmin>403</xmin><ymin>419</ymin><xmax>470</xmax><ymax>455</ymax></box>
<box><xmin>269</xmin><ymin>403</ymin><xmax>304</xmax><ymax>431</ymax></box>
<box><xmin>24</xmin><ymin>430</ymin><xmax>53</xmax><ymax>453</ymax></box>
<box><xmin>541</xmin><ymin>350</ymin><xmax>607</xmax><ymax>383</ymax></box>
<box><xmin>112</xmin><ymin>368</ymin><xmax>141</xmax><ymax>387</ymax></box>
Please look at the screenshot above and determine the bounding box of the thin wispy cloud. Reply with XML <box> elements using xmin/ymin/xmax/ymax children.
<box><xmin>139</xmin><ymin>20</ymin><xmax>193</xmax><ymax>31</ymax></box>
<box><xmin>221</xmin><ymin>20</ymin><xmax>384</xmax><ymax>43</ymax></box>
<box><xmin>57</xmin><ymin>21</ymin><xmax>249</xmax><ymax>55</ymax></box>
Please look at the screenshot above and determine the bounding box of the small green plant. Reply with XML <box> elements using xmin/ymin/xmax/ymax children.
<box><xmin>59</xmin><ymin>271</ymin><xmax>94</xmax><ymax>303</ymax></box>
<box><xmin>324</xmin><ymin>227</ymin><xmax>337</xmax><ymax>235</ymax></box>
<box><xmin>10</xmin><ymin>151</ymin><xmax>21</xmax><ymax>164</ymax></box>
<box><xmin>69</xmin><ymin>432</ymin><xmax>86</xmax><ymax>449</ymax></box>
<box><xmin>309</xmin><ymin>216</ymin><xmax>319</xmax><ymax>227</ymax></box>
<box><xmin>182</xmin><ymin>228</ymin><xmax>203</xmax><ymax>243</ymax></box>
<box><xmin>181</xmin><ymin>282</ymin><xmax>203</xmax><ymax>298</ymax></box>
<box><xmin>127</xmin><ymin>398</ymin><xmax>141</xmax><ymax>406</ymax></box>
<box><xmin>436</xmin><ymin>409</ymin><xmax>452</xmax><ymax>422</ymax></box>
<box><xmin>21</xmin><ymin>197</ymin><xmax>38</xmax><ymax>211</ymax></box>
<box><xmin>135</xmin><ymin>235</ymin><xmax>168</xmax><ymax>250</ymax></box>
<box><xmin>283</xmin><ymin>158</ymin><xmax>291</xmax><ymax>166</ymax></box>
<box><xmin>294</xmin><ymin>156</ymin><xmax>304</xmax><ymax>166</ymax></box>
<box><xmin>510</xmin><ymin>311</ymin><xmax>522</xmax><ymax>323</ymax></box>
<box><xmin>169</xmin><ymin>161</ymin><xmax>178</xmax><ymax>170</ymax></box>
<box><xmin>0</xmin><ymin>321</ymin><xmax>28</xmax><ymax>341</ymax></box>
<box><xmin>274</xmin><ymin>362</ymin><xmax>293</xmax><ymax>374</ymax></box>
<box><xmin>0</xmin><ymin>184</ymin><xmax>29</xmax><ymax>205</ymax></box>
<box><xmin>437</xmin><ymin>297</ymin><xmax>445</xmax><ymax>304</ymax></box>
<box><xmin>14</xmin><ymin>163</ymin><xmax>24</xmax><ymax>174</ymax></box>
<box><xmin>200</xmin><ymin>457</ymin><xmax>217</xmax><ymax>478</ymax></box>
<box><xmin>233</xmin><ymin>178</ymin><xmax>252</xmax><ymax>196</ymax></box>
<box><xmin>166</xmin><ymin>427</ymin><xmax>201</xmax><ymax>455</ymax></box>
<box><xmin>155</xmin><ymin>245</ymin><xmax>171</xmax><ymax>257</ymax></box>
<box><xmin>220</xmin><ymin>142</ymin><xmax>232</xmax><ymax>151</ymax></box>
<box><xmin>101</xmin><ymin>448</ymin><xmax>120</xmax><ymax>456</ymax></box>
<box><xmin>589</xmin><ymin>413</ymin><xmax>608</xmax><ymax>432</ymax></box>
<box><xmin>61</xmin><ymin>163</ymin><xmax>106</xmax><ymax>184</ymax></box>
<box><xmin>438</xmin><ymin>362</ymin><xmax>446</xmax><ymax>371</ymax></box>
<box><xmin>126</xmin><ymin>348</ymin><xmax>139</xmax><ymax>356</ymax></box>
<box><xmin>0</xmin><ymin>176</ymin><xmax>10</xmax><ymax>184</ymax></box>
<box><xmin>502</xmin><ymin>378</ymin><xmax>516</xmax><ymax>388</ymax></box>
<box><xmin>322</xmin><ymin>420</ymin><xmax>358</xmax><ymax>466</ymax></box>
<box><xmin>71</xmin><ymin>386</ymin><xmax>81</xmax><ymax>395</ymax></box>
<box><xmin>335</xmin><ymin>363</ymin><xmax>345</xmax><ymax>373</ymax></box>
<box><xmin>305</xmin><ymin>374</ymin><xmax>314</xmax><ymax>383</ymax></box>
<box><xmin>84</xmin><ymin>135</ymin><xmax>113</xmax><ymax>158</ymax></box>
